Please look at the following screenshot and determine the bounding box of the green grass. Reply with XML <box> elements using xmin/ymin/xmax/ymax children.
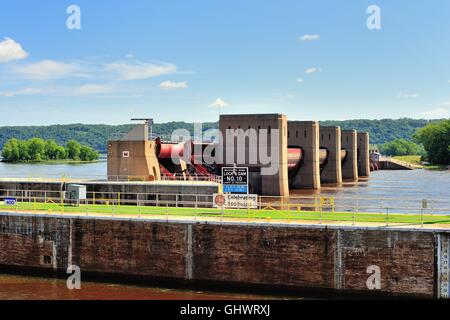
<box><xmin>1</xmin><ymin>202</ymin><xmax>449</xmax><ymax>225</ymax></box>
<box><xmin>393</xmin><ymin>155</ymin><xmax>423</xmax><ymax>166</ymax></box>
<box><xmin>392</xmin><ymin>155</ymin><xmax>447</xmax><ymax>170</ymax></box>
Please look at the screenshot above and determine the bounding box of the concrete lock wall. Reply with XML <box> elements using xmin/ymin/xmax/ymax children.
<box><xmin>288</xmin><ymin>121</ymin><xmax>321</xmax><ymax>189</ymax></box>
<box><xmin>219</xmin><ymin>114</ymin><xmax>289</xmax><ymax>197</ymax></box>
<box><xmin>357</xmin><ymin>132</ymin><xmax>370</xmax><ymax>178</ymax></box>
<box><xmin>0</xmin><ymin>180</ymin><xmax>219</xmax><ymax>207</ymax></box>
<box><xmin>341</xmin><ymin>130</ymin><xmax>358</xmax><ymax>182</ymax></box>
<box><xmin>320</xmin><ymin>126</ymin><xmax>343</xmax><ymax>184</ymax></box>
<box><xmin>0</xmin><ymin>213</ymin><xmax>444</xmax><ymax>298</ymax></box>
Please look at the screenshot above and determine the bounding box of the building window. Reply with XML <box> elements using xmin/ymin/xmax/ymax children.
<box><xmin>123</xmin><ymin>151</ymin><xmax>130</xmax><ymax>158</ymax></box>
<box><xmin>304</xmin><ymin>130</ymin><xmax>307</xmax><ymax>138</ymax></box>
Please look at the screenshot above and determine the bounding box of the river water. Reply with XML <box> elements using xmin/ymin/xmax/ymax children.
<box><xmin>0</xmin><ymin>161</ymin><xmax>448</xmax><ymax>300</ymax></box>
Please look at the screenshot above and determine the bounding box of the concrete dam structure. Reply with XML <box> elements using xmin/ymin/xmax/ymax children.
<box><xmin>108</xmin><ymin>114</ymin><xmax>370</xmax><ymax>197</ymax></box>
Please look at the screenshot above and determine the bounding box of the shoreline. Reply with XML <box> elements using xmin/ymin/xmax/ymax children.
<box><xmin>0</xmin><ymin>159</ymin><xmax>104</xmax><ymax>165</ymax></box>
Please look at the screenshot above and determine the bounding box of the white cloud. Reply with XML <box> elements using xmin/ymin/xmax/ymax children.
<box><xmin>159</xmin><ymin>81</ymin><xmax>187</xmax><ymax>89</ymax></box>
<box><xmin>13</xmin><ymin>60</ymin><xmax>81</xmax><ymax>79</ymax></box>
<box><xmin>297</xmin><ymin>78</ymin><xmax>304</xmax><ymax>83</ymax></box>
<box><xmin>305</xmin><ymin>67</ymin><xmax>320</xmax><ymax>74</ymax></box>
<box><xmin>105</xmin><ymin>61</ymin><xmax>177</xmax><ymax>81</ymax></box>
<box><xmin>72</xmin><ymin>84</ymin><xmax>113</xmax><ymax>95</ymax></box>
<box><xmin>398</xmin><ymin>92</ymin><xmax>420</xmax><ymax>99</ymax></box>
<box><xmin>0</xmin><ymin>38</ymin><xmax>29</xmax><ymax>63</ymax></box>
<box><xmin>299</xmin><ymin>34</ymin><xmax>320</xmax><ymax>42</ymax></box>
<box><xmin>421</xmin><ymin>108</ymin><xmax>449</xmax><ymax>118</ymax></box>
<box><xmin>125</xmin><ymin>54</ymin><xmax>134</xmax><ymax>59</ymax></box>
<box><xmin>0</xmin><ymin>87</ymin><xmax>43</xmax><ymax>97</ymax></box>
<box><xmin>209</xmin><ymin>98</ymin><xmax>228</xmax><ymax>108</ymax></box>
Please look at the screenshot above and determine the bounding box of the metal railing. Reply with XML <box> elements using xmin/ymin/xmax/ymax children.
<box><xmin>106</xmin><ymin>174</ymin><xmax>222</xmax><ymax>184</ymax></box>
<box><xmin>0</xmin><ymin>188</ymin><xmax>450</xmax><ymax>227</ymax></box>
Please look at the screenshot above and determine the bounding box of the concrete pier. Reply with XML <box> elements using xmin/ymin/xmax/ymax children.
<box><xmin>357</xmin><ymin>132</ymin><xmax>370</xmax><ymax>177</ymax></box>
<box><xmin>219</xmin><ymin>114</ymin><xmax>289</xmax><ymax>197</ymax></box>
<box><xmin>341</xmin><ymin>130</ymin><xmax>358</xmax><ymax>181</ymax></box>
<box><xmin>288</xmin><ymin>121</ymin><xmax>321</xmax><ymax>189</ymax></box>
<box><xmin>0</xmin><ymin>212</ymin><xmax>446</xmax><ymax>298</ymax></box>
<box><xmin>320</xmin><ymin>126</ymin><xmax>343</xmax><ymax>184</ymax></box>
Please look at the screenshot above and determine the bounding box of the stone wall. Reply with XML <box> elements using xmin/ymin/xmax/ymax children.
<box><xmin>0</xmin><ymin>213</ymin><xmax>442</xmax><ymax>298</ymax></box>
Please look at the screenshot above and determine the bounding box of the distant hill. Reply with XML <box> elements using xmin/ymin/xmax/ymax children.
<box><xmin>319</xmin><ymin>118</ymin><xmax>443</xmax><ymax>146</ymax></box>
<box><xmin>0</xmin><ymin>118</ymin><xmax>444</xmax><ymax>152</ymax></box>
<box><xmin>0</xmin><ymin>122</ymin><xmax>217</xmax><ymax>153</ymax></box>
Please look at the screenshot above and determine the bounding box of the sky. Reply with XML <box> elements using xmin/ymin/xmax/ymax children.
<box><xmin>0</xmin><ymin>0</ymin><xmax>449</xmax><ymax>126</ymax></box>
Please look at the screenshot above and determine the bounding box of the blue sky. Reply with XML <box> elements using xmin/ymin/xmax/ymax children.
<box><xmin>0</xmin><ymin>0</ymin><xmax>449</xmax><ymax>125</ymax></box>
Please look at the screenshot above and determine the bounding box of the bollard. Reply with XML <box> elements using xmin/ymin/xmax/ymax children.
<box><xmin>385</xmin><ymin>207</ymin><xmax>389</xmax><ymax>227</ymax></box>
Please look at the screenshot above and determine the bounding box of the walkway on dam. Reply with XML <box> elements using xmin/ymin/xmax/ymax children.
<box><xmin>2</xmin><ymin>208</ymin><xmax>450</xmax><ymax>231</ymax></box>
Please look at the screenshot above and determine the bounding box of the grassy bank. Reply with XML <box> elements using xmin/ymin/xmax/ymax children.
<box><xmin>393</xmin><ymin>155</ymin><xmax>447</xmax><ymax>170</ymax></box>
<box><xmin>1</xmin><ymin>202</ymin><xmax>449</xmax><ymax>225</ymax></box>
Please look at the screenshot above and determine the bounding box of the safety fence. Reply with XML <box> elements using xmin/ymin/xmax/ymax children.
<box><xmin>106</xmin><ymin>174</ymin><xmax>222</xmax><ymax>184</ymax></box>
<box><xmin>0</xmin><ymin>188</ymin><xmax>450</xmax><ymax>227</ymax></box>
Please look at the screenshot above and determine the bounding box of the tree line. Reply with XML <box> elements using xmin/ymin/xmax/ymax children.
<box><xmin>376</xmin><ymin>119</ymin><xmax>449</xmax><ymax>165</ymax></box>
<box><xmin>0</xmin><ymin>119</ymin><xmax>443</xmax><ymax>153</ymax></box>
<box><xmin>1</xmin><ymin>138</ymin><xmax>100</xmax><ymax>162</ymax></box>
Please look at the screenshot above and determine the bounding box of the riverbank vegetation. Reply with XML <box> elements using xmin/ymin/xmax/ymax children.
<box><xmin>1</xmin><ymin>138</ymin><xmax>99</xmax><ymax>163</ymax></box>
<box><xmin>413</xmin><ymin>119</ymin><xmax>450</xmax><ymax>166</ymax></box>
<box><xmin>379</xmin><ymin>139</ymin><xmax>426</xmax><ymax>157</ymax></box>
<box><xmin>0</xmin><ymin>119</ymin><xmax>444</xmax><ymax>153</ymax></box>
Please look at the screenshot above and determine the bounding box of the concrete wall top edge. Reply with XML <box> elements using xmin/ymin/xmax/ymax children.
<box><xmin>1</xmin><ymin>211</ymin><xmax>449</xmax><ymax>234</ymax></box>
<box><xmin>288</xmin><ymin>121</ymin><xmax>319</xmax><ymax>125</ymax></box>
<box><xmin>319</xmin><ymin>126</ymin><xmax>341</xmax><ymax>130</ymax></box>
<box><xmin>220</xmin><ymin>114</ymin><xmax>286</xmax><ymax>119</ymax></box>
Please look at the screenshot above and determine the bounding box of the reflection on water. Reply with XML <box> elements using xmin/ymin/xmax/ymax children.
<box><xmin>292</xmin><ymin>169</ymin><xmax>450</xmax><ymax>200</ymax></box>
<box><xmin>290</xmin><ymin>170</ymin><xmax>450</xmax><ymax>214</ymax></box>
<box><xmin>0</xmin><ymin>161</ymin><xmax>107</xmax><ymax>180</ymax></box>
<box><xmin>0</xmin><ymin>274</ymin><xmax>301</xmax><ymax>301</ymax></box>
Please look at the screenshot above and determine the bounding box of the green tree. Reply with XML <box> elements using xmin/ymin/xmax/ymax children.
<box><xmin>44</xmin><ymin>139</ymin><xmax>60</xmax><ymax>160</ymax></box>
<box><xmin>66</xmin><ymin>140</ymin><xmax>81</xmax><ymax>160</ymax></box>
<box><xmin>79</xmin><ymin>145</ymin><xmax>100</xmax><ymax>161</ymax></box>
<box><xmin>1</xmin><ymin>138</ymin><xmax>21</xmax><ymax>162</ymax></box>
<box><xmin>18</xmin><ymin>140</ymin><xmax>30</xmax><ymax>161</ymax></box>
<box><xmin>379</xmin><ymin>138</ymin><xmax>426</xmax><ymax>157</ymax></box>
<box><xmin>414</xmin><ymin>119</ymin><xmax>450</xmax><ymax>165</ymax></box>
<box><xmin>28</xmin><ymin>138</ymin><xmax>46</xmax><ymax>161</ymax></box>
<box><xmin>54</xmin><ymin>145</ymin><xmax>67</xmax><ymax>160</ymax></box>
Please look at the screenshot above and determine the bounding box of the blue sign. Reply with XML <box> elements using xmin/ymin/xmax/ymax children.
<box><xmin>222</xmin><ymin>167</ymin><xmax>249</xmax><ymax>194</ymax></box>
<box><xmin>4</xmin><ymin>198</ymin><xmax>17</xmax><ymax>205</ymax></box>
<box><xmin>223</xmin><ymin>185</ymin><xmax>248</xmax><ymax>194</ymax></box>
